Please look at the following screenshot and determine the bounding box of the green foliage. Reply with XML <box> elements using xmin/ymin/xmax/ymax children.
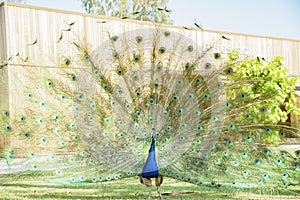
<box><xmin>81</xmin><ymin>0</ymin><xmax>172</xmax><ymax>24</ymax></box>
<box><xmin>226</xmin><ymin>50</ymin><xmax>300</xmax><ymax>144</ymax></box>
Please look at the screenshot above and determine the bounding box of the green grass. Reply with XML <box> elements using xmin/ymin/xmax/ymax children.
<box><xmin>0</xmin><ymin>171</ymin><xmax>300</xmax><ymax>199</ymax></box>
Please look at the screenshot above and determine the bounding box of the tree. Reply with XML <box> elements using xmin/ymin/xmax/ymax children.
<box><xmin>226</xmin><ymin>50</ymin><xmax>300</xmax><ymax>145</ymax></box>
<box><xmin>81</xmin><ymin>0</ymin><xmax>172</xmax><ymax>24</ymax></box>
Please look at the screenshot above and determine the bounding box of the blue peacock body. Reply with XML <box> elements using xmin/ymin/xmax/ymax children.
<box><xmin>0</xmin><ymin>27</ymin><xmax>299</xmax><ymax>198</ymax></box>
<box><xmin>142</xmin><ymin>135</ymin><xmax>159</xmax><ymax>179</ymax></box>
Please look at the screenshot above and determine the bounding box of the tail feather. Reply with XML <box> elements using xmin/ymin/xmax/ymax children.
<box><xmin>0</xmin><ymin>27</ymin><xmax>299</xmax><ymax>194</ymax></box>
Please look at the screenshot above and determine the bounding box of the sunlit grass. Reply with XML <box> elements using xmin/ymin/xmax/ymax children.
<box><xmin>0</xmin><ymin>171</ymin><xmax>299</xmax><ymax>199</ymax></box>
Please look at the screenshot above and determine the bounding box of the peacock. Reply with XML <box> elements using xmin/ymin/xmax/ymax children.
<box><xmin>0</xmin><ymin>27</ymin><xmax>300</xmax><ymax>199</ymax></box>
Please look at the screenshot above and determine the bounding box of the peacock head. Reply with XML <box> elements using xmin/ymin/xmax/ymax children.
<box><xmin>152</xmin><ymin>133</ymin><xmax>157</xmax><ymax>140</ymax></box>
<box><xmin>151</xmin><ymin>128</ymin><xmax>157</xmax><ymax>140</ymax></box>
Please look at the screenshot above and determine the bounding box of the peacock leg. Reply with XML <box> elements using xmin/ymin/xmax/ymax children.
<box><xmin>157</xmin><ymin>186</ymin><xmax>162</xmax><ymax>199</ymax></box>
<box><xmin>148</xmin><ymin>185</ymin><xmax>152</xmax><ymax>200</ymax></box>
<box><xmin>155</xmin><ymin>175</ymin><xmax>163</xmax><ymax>199</ymax></box>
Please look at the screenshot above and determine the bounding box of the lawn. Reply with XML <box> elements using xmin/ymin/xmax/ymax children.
<box><xmin>0</xmin><ymin>171</ymin><xmax>300</xmax><ymax>199</ymax></box>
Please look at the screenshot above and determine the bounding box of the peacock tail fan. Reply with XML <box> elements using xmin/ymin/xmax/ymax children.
<box><xmin>0</xmin><ymin>27</ymin><xmax>299</xmax><ymax>194</ymax></box>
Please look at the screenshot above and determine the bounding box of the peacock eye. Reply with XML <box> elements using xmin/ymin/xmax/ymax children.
<box><xmin>149</xmin><ymin>99</ymin><xmax>154</xmax><ymax>104</ymax></box>
<box><xmin>93</xmin><ymin>70</ymin><xmax>100</xmax><ymax>76</ymax></box>
<box><xmin>293</xmin><ymin>162</ymin><xmax>298</xmax><ymax>167</ymax></box>
<box><xmin>226</xmin><ymin>69</ymin><xmax>232</xmax><ymax>74</ymax></box>
<box><xmin>132</xmin><ymin>75</ymin><xmax>138</xmax><ymax>81</ymax></box>
<box><xmin>111</xmin><ymin>36</ymin><xmax>118</xmax><ymax>42</ymax></box>
<box><xmin>177</xmin><ymin>109</ymin><xmax>183</xmax><ymax>114</ymax></box>
<box><xmin>159</xmin><ymin>47</ymin><xmax>166</xmax><ymax>54</ymax></box>
<box><xmin>164</xmin><ymin>31</ymin><xmax>170</xmax><ymax>37</ymax></box>
<box><xmin>263</xmin><ymin>149</ymin><xmax>269</xmax><ymax>154</ymax></box>
<box><xmin>204</xmin><ymin>63</ymin><xmax>211</xmax><ymax>69</ymax></box>
<box><xmin>187</xmin><ymin>45</ymin><xmax>193</xmax><ymax>52</ymax></box>
<box><xmin>156</xmin><ymin>65</ymin><xmax>162</xmax><ymax>71</ymax></box>
<box><xmin>117</xmin><ymin>70</ymin><xmax>123</xmax><ymax>75</ymax></box>
<box><xmin>257</xmin><ymin>179</ymin><xmax>262</xmax><ymax>183</ymax></box>
<box><xmin>265</xmin><ymin>128</ymin><xmax>270</xmax><ymax>132</ymax></box>
<box><xmin>185</xmin><ymin>64</ymin><xmax>189</xmax><ymax>70</ymax></box>
<box><xmin>279</xmin><ymin>131</ymin><xmax>284</xmax><ymax>136</ymax></box>
<box><xmin>214</xmin><ymin>53</ymin><xmax>221</xmax><ymax>59</ymax></box>
<box><xmin>112</xmin><ymin>52</ymin><xmax>119</xmax><ymax>59</ymax></box>
<box><xmin>136</xmin><ymin>36</ymin><xmax>143</xmax><ymax>43</ymax></box>
<box><xmin>65</xmin><ymin>59</ymin><xmax>70</xmax><ymax>65</ymax></box>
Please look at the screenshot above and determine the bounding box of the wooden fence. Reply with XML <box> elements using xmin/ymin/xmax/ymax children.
<box><xmin>0</xmin><ymin>2</ymin><xmax>300</xmax><ymax>154</ymax></box>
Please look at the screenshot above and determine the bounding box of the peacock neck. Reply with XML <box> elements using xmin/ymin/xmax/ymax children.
<box><xmin>142</xmin><ymin>138</ymin><xmax>159</xmax><ymax>178</ymax></box>
<box><xmin>149</xmin><ymin>138</ymin><xmax>155</xmax><ymax>152</ymax></box>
